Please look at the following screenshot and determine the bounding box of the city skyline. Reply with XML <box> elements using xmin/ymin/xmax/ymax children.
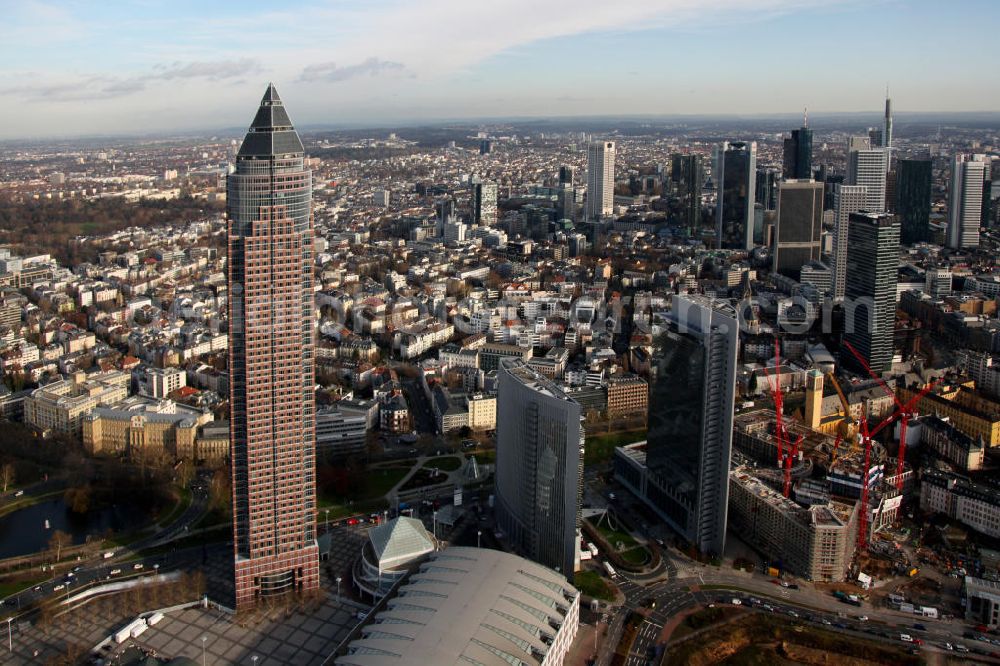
<box><xmin>4</xmin><ymin>0</ymin><xmax>1000</xmax><ymax>139</ymax></box>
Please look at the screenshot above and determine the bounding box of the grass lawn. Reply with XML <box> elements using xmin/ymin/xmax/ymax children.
<box><xmin>619</xmin><ymin>546</ymin><xmax>650</xmax><ymax>565</ymax></box>
<box><xmin>157</xmin><ymin>486</ymin><xmax>192</xmax><ymax>528</ymax></box>
<box><xmin>422</xmin><ymin>456</ymin><xmax>463</xmax><ymax>472</ymax></box>
<box><xmin>472</xmin><ymin>450</ymin><xmax>496</xmax><ymax>465</ymax></box>
<box><xmin>320</xmin><ymin>466</ymin><xmax>410</xmax><ymax>508</ymax></box>
<box><xmin>574</xmin><ymin>570</ymin><xmax>615</xmax><ymax>601</ymax></box>
<box><xmin>192</xmin><ymin>507</ymin><xmax>229</xmax><ymax>530</ymax></box>
<box><xmin>595</xmin><ymin>521</ymin><xmax>639</xmax><ymax>550</ymax></box>
<box><xmin>584</xmin><ymin>429</ymin><xmax>646</xmax><ymax>466</ymax></box>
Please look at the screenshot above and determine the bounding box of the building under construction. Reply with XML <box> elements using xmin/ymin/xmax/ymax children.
<box><xmin>729</xmin><ymin>466</ymin><xmax>859</xmax><ymax>581</ymax></box>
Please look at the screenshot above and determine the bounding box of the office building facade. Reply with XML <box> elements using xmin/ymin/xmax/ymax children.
<box><xmin>773</xmin><ymin>179</ymin><xmax>824</xmax><ymax>279</ymax></box>
<box><xmin>843</xmin><ymin>212</ymin><xmax>900</xmax><ymax>375</ymax></box>
<box><xmin>846</xmin><ymin>139</ymin><xmax>888</xmax><ymax>211</ymax></box>
<box><xmin>495</xmin><ymin>359</ymin><xmax>583</xmax><ymax>575</ymax></box>
<box><xmin>896</xmin><ymin>158</ymin><xmax>933</xmax><ymax>244</ymax></box>
<box><xmin>472</xmin><ymin>179</ymin><xmax>498</xmax><ymax>226</ymax></box>
<box><xmin>947</xmin><ymin>154</ymin><xmax>989</xmax><ymax>249</ymax></box>
<box><xmin>832</xmin><ymin>184</ymin><xmax>868</xmax><ymax>300</ymax></box>
<box><xmin>585</xmin><ymin>140</ymin><xmax>615</xmax><ymax>221</ymax></box>
<box><xmin>715</xmin><ymin>141</ymin><xmax>757</xmax><ymax>250</ymax></box>
<box><xmin>671</xmin><ymin>153</ymin><xmax>704</xmax><ymax>235</ymax></box>
<box><xmin>642</xmin><ymin>296</ymin><xmax>738</xmax><ymax>555</ymax></box>
<box><xmin>227</xmin><ymin>84</ymin><xmax>319</xmax><ymax>609</ymax></box>
<box><xmin>783</xmin><ymin>126</ymin><xmax>813</xmax><ymax>180</ymax></box>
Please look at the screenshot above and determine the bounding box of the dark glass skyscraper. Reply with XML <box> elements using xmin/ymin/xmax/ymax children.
<box><xmin>715</xmin><ymin>141</ymin><xmax>757</xmax><ymax>249</ymax></box>
<box><xmin>644</xmin><ymin>296</ymin><xmax>738</xmax><ymax>556</ymax></box>
<box><xmin>843</xmin><ymin>212</ymin><xmax>900</xmax><ymax>375</ymax></box>
<box><xmin>755</xmin><ymin>166</ymin><xmax>780</xmax><ymax>212</ymax></box>
<box><xmin>228</xmin><ymin>84</ymin><xmax>319</xmax><ymax>609</ymax></box>
<box><xmin>782</xmin><ymin>126</ymin><xmax>813</xmax><ymax>180</ymax></box>
<box><xmin>671</xmin><ymin>153</ymin><xmax>703</xmax><ymax>235</ymax></box>
<box><xmin>495</xmin><ymin>359</ymin><xmax>583</xmax><ymax>575</ymax></box>
<box><xmin>896</xmin><ymin>158</ymin><xmax>933</xmax><ymax>244</ymax></box>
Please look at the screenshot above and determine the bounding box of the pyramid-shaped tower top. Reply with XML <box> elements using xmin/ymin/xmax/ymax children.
<box><xmin>237</xmin><ymin>83</ymin><xmax>304</xmax><ymax>158</ymax></box>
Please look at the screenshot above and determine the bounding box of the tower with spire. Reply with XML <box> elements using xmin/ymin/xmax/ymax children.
<box><xmin>227</xmin><ymin>84</ymin><xmax>320</xmax><ymax>609</ymax></box>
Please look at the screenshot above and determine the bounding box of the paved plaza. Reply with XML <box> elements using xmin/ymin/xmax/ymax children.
<box><xmin>0</xmin><ymin>525</ymin><xmax>369</xmax><ymax>665</ymax></box>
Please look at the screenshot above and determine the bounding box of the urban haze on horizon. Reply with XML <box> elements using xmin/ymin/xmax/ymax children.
<box><xmin>2</xmin><ymin>1</ymin><xmax>1000</xmax><ymax>665</ymax></box>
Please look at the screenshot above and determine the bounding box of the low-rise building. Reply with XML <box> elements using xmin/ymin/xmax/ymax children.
<box><xmin>606</xmin><ymin>375</ymin><xmax>648</xmax><ymax>418</ymax></box>
<box><xmin>352</xmin><ymin>516</ymin><xmax>437</xmax><ymax>599</ymax></box>
<box><xmin>316</xmin><ymin>405</ymin><xmax>368</xmax><ymax>458</ymax></box>
<box><xmin>920</xmin><ymin>415</ymin><xmax>986</xmax><ymax>472</ymax></box>
<box><xmin>964</xmin><ymin>577</ymin><xmax>1000</xmax><ymax>629</ymax></box>
<box><xmin>82</xmin><ymin>398</ymin><xmax>212</xmax><ymax>458</ymax></box>
<box><xmin>24</xmin><ymin>371</ymin><xmax>130</xmax><ymax>436</ymax></box>
<box><xmin>920</xmin><ymin>469</ymin><xmax>1000</xmax><ymax>539</ymax></box>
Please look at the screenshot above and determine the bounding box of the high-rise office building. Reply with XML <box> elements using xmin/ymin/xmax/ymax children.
<box><xmin>557</xmin><ymin>183</ymin><xmax>576</xmax><ymax>221</ymax></box>
<box><xmin>773</xmin><ymin>179</ymin><xmax>824</xmax><ymax>280</ymax></box>
<box><xmin>495</xmin><ymin>359</ymin><xmax>583</xmax><ymax>575</ymax></box>
<box><xmin>472</xmin><ymin>179</ymin><xmax>498</xmax><ymax>226</ymax></box>
<box><xmin>644</xmin><ymin>295</ymin><xmax>739</xmax><ymax>556</ymax></box>
<box><xmin>896</xmin><ymin>158</ymin><xmax>933</xmax><ymax>244</ymax></box>
<box><xmin>585</xmin><ymin>140</ymin><xmax>615</xmax><ymax>221</ymax></box>
<box><xmin>715</xmin><ymin>141</ymin><xmax>757</xmax><ymax>250</ymax></box>
<box><xmin>671</xmin><ymin>153</ymin><xmax>703</xmax><ymax>235</ymax></box>
<box><xmin>755</xmin><ymin>166</ymin><xmax>780</xmax><ymax>212</ymax></box>
<box><xmin>868</xmin><ymin>128</ymin><xmax>884</xmax><ymax>149</ymax></box>
<box><xmin>843</xmin><ymin>212</ymin><xmax>900</xmax><ymax>375</ymax></box>
<box><xmin>832</xmin><ymin>184</ymin><xmax>867</xmax><ymax>300</ymax></box>
<box><xmin>846</xmin><ymin>138</ymin><xmax>888</xmax><ymax>211</ymax></box>
<box><xmin>782</xmin><ymin>125</ymin><xmax>813</xmax><ymax>180</ymax></box>
<box><xmin>227</xmin><ymin>84</ymin><xmax>319</xmax><ymax>609</ymax></box>
<box><xmin>479</xmin><ymin>139</ymin><xmax>492</xmax><ymax>155</ymax></box>
<box><xmin>947</xmin><ymin>154</ymin><xmax>989</xmax><ymax>249</ymax></box>
<box><xmin>559</xmin><ymin>165</ymin><xmax>576</xmax><ymax>185</ymax></box>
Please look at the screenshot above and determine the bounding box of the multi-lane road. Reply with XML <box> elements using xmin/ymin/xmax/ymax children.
<box><xmin>594</xmin><ymin>556</ymin><xmax>1000</xmax><ymax>665</ymax></box>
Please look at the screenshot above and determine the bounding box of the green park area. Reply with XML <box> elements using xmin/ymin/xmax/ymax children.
<box><xmin>421</xmin><ymin>456</ymin><xmax>463</xmax><ymax>472</ymax></box>
<box><xmin>584</xmin><ymin>429</ymin><xmax>646</xmax><ymax>466</ymax></box>
<box><xmin>574</xmin><ymin>570</ymin><xmax>615</xmax><ymax>601</ymax></box>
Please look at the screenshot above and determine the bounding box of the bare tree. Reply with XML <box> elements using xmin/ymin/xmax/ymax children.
<box><xmin>48</xmin><ymin>530</ymin><xmax>71</xmax><ymax>562</ymax></box>
<box><xmin>1</xmin><ymin>463</ymin><xmax>14</xmax><ymax>493</ymax></box>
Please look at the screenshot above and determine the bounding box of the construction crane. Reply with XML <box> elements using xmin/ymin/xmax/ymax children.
<box><xmin>762</xmin><ymin>338</ymin><xmax>802</xmax><ymax>497</ymax></box>
<box><xmin>842</xmin><ymin>341</ymin><xmax>937</xmax><ymax>491</ymax></box>
<box><xmin>826</xmin><ymin>372</ymin><xmax>854</xmax><ymax>468</ymax></box>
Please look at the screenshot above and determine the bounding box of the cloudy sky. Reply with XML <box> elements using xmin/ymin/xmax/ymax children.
<box><xmin>2</xmin><ymin>0</ymin><xmax>997</xmax><ymax>139</ymax></box>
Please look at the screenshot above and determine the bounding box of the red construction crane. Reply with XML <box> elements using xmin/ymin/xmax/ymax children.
<box><xmin>784</xmin><ymin>433</ymin><xmax>804</xmax><ymax>497</ymax></box>
<box><xmin>842</xmin><ymin>341</ymin><xmax>937</xmax><ymax>491</ymax></box>
<box><xmin>856</xmin><ymin>407</ymin><xmax>874</xmax><ymax>549</ymax></box>
<box><xmin>763</xmin><ymin>338</ymin><xmax>799</xmax><ymax>497</ymax></box>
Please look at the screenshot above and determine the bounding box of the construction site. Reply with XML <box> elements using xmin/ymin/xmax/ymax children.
<box><xmin>727</xmin><ymin>340</ymin><xmax>934</xmax><ymax>585</ymax></box>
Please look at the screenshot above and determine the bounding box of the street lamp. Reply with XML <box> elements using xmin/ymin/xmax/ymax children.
<box><xmin>324</xmin><ymin>509</ymin><xmax>330</xmax><ymax>531</ymax></box>
<box><xmin>201</xmin><ymin>635</ymin><xmax>207</xmax><ymax>666</ymax></box>
<box><xmin>336</xmin><ymin>576</ymin><xmax>342</xmax><ymax>604</ymax></box>
<box><xmin>7</xmin><ymin>617</ymin><xmax>12</xmax><ymax>653</ymax></box>
<box><xmin>251</xmin><ymin>656</ymin><xmax>259</xmax><ymax>666</ymax></box>
<box><xmin>432</xmin><ymin>511</ymin><xmax>437</xmax><ymax>539</ymax></box>
<box><xmin>477</xmin><ymin>530</ymin><xmax>482</xmax><ymax>548</ymax></box>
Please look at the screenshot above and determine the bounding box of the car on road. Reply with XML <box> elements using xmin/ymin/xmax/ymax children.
<box><xmin>913</xmin><ymin>623</ymin><xmax>926</xmax><ymax>631</ymax></box>
<box><xmin>955</xmin><ymin>644</ymin><xmax>969</xmax><ymax>653</ymax></box>
<box><xmin>133</xmin><ymin>563</ymin><xmax>143</xmax><ymax>570</ymax></box>
<box><xmin>857</xmin><ymin>615</ymin><xmax>868</xmax><ymax>622</ymax></box>
<box><xmin>53</xmin><ymin>584</ymin><xmax>64</xmax><ymax>591</ymax></box>
<box><xmin>110</xmin><ymin>569</ymin><xmax>121</xmax><ymax>575</ymax></box>
<box><xmin>14</xmin><ymin>490</ymin><xmax>24</xmax><ymax>497</ymax></box>
<box><xmin>940</xmin><ymin>642</ymin><xmax>954</xmax><ymax>651</ymax></box>
<box><xmin>787</xmin><ymin>610</ymin><xmax>799</xmax><ymax>618</ymax></box>
<box><xmin>900</xmin><ymin>634</ymin><xmax>913</xmax><ymax>643</ymax></box>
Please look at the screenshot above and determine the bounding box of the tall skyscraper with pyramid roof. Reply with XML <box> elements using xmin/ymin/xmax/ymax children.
<box><xmin>227</xmin><ymin>84</ymin><xmax>319</xmax><ymax>609</ymax></box>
